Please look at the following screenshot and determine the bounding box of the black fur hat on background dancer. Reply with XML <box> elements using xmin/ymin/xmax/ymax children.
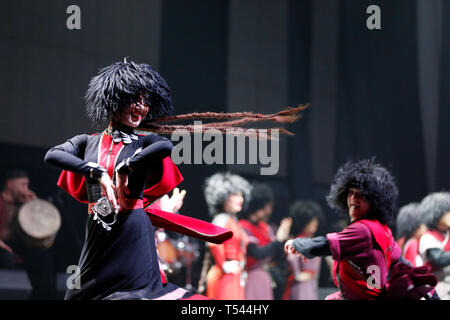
<box><xmin>85</xmin><ymin>58</ymin><xmax>173</xmax><ymax>125</ymax></box>
<box><xmin>326</xmin><ymin>158</ymin><xmax>399</xmax><ymax>225</ymax></box>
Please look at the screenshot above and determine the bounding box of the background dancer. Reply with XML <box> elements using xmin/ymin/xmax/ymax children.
<box><xmin>239</xmin><ymin>183</ymin><xmax>292</xmax><ymax>300</ymax></box>
<box><xmin>283</xmin><ymin>200</ymin><xmax>323</xmax><ymax>300</ymax></box>
<box><xmin>418</xmin><ymin>192</ymin><xmax>450</xmax><ymax>300</ymax></box>
<box><xmin>202</xmin><ymin>172</ymin><xmax>252</xmax><ymax>300</ymax></box>
<box><xmin>396</xmin><ymin>202</ymin><xmax>427</xmax><ymax>267</ymax></box>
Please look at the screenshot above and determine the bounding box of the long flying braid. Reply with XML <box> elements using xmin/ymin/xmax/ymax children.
<box><xmin>139</xmin><ymin>104</ymin><xmax>309</xmax><ymax>139</ymax></box>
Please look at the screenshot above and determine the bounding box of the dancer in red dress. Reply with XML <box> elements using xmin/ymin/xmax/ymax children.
<box><xmin>203</xmin><ymin>172</ymin><xmax>252</xmax><ymax>300</ymax></box>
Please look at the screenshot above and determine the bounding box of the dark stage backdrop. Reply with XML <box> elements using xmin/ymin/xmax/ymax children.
<box><xmin>0</xmin><ymin>0</ymin><xmax>448</xmax><ymax>291</ymax></box>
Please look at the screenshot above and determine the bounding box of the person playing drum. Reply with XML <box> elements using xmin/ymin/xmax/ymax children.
<box><xmin>0</xmin><ymin>169</ymin><xmax>58</xmax><ymax>299</ymax></box>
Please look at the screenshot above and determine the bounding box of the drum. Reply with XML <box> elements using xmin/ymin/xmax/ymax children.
<box><xmin>156</xmin><ymin>230</ymin><xmax>181</xmax><ymax>274</ymax></box>
<box><xmin>17</xmin><ymin>199</ymin><xmax>61</xmax><ymax>249</ymax></box>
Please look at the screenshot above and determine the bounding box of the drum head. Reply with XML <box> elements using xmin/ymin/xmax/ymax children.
<box><xmin>18</xmin><ymin>199</ymin><xmax>61</xmax><ymax>239</ymax></box>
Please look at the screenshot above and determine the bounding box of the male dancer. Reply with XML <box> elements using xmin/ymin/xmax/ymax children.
<box><xmin>285</xmin><ymin>159</ymin><xmax>437</xmax><ymax>300</ymax></box>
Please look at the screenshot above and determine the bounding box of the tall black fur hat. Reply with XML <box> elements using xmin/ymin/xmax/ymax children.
<box><xmin>203</xmin><ymin>172</ymin><xmax>253</xmax><ymax>217</ymax></box>
<box><xmin>395</xmin><ymin>202</ymin><xmax>422</xmax><ymax>239</ymax></box>
<box><xmin>418</xmin><ymin>192</ymin><xmax>450</xmax><ymax>230</ymax></box>
<box><xmin>85</xmin><ymin>59</ymin><xmax>173</xmax><ymax>124</ymax></box>
<box><xmin>326</xmin><ymin>158</ymin><xmax>399</xmax><ymax>225</ymax></box>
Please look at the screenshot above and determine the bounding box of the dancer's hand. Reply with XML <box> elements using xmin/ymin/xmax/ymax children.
<box><xmin>17</xmin><ymin>189</ymin><xmax>37</xmax><ymax>204</ymax></box>
<box><xmin>284</xmin><ymin>239</ymin><xmax>297</xmax><ymax>254</ymax></box>
<box><xmin>159</xmin><ymin>188</ymin><xmax>186</xmax><ymax>213</ymax></box>
<box><xmin>276</xmin><ymin>217</ymin><xmax>292</xmax><ymax>242</ymax></box>
<box><xmin>99</xmin><ymin>173</ymin><xmax>118</xmax><ymax>211</ymax></box>
<box><xmin>295</xmin><ymin>272</ymin><xmax>313</xmax><ymax>282</ymax></box>
<box><xmin>222</xmin><ymin>260</ymin><xmax>241</xmax><ymax>274</ymax></box>
<box><xmin>284</xmin><ymin>239</ymin><xmax>309</xmax><ymax>262</ymax></box>
<box><xmin>115</xmin><ymin>171</ymin><xmax>130</xmax><ymax>211</ymax></box>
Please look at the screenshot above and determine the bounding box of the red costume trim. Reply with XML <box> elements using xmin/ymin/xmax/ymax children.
<box><xmin>145</xmin><ymin>208</ymin><xmax>232</xmax><ymax>244</ymax></box>
<box><xmin>332</xmin><ymin>219</ymin><xmax>393</xmax><ymax>299</ymax></box>
<box><xmin>403</xmin><ymin>238</ymin><xmax>420</xmax><ymax>267</ymax></box>
<box><xmin>238</xmin><ymin>219</ymin><xmax>271</xmax><ymax>269</ymax></box>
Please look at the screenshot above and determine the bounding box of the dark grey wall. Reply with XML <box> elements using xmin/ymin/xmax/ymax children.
<box><xmin>0</xmin><ymin>0</ymin><xmax>163</xmax><ymax>148</ymax></box>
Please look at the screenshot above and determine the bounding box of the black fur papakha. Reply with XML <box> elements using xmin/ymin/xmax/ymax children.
<box><xmin>326</xmin><ymin>158</ymin><xmax>399</xmax><ymax>226</ymax></box>
<box><xmin>85</xmin><ymin>60</ymin><xmax>173</xmax><ymax>124</ymax></box>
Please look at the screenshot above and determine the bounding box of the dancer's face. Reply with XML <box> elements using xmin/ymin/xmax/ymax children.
<box><xmin>347</xmin><ymin>188</ymin><xmax>370</xmax><ymax>222</ymax></box>
<box><xmin>413</xmin><ymin>223</ymin><xmax>428</xmax><ymax>239</ymax></box>
<box><xmin>262</xmin><ymin>202</ymin><xmax>273</xmax><ymax>222</ymax></box>
<box><xmin>114</xmin><ymin>97</ymin><xmax>149</xmax><ymax>128</ymax></box>
<box><xmin>6</xmin><ymin>177</ymin><xmax>31</xmax><ymax>203</ymax></box>
<box><xmin>249</xmin><ymin>203</ymin><xmax>272</xmax><ymax>223</ymax></box>
<box><xmin>437</xmin><ymin>211</ymin><xmax>450</xmax><ymax>231</ymax></box>
<box><xmin>303</xmin><ymin>217</ymin><xmax>319</xmax><ymax>236</ymax></box>
<box><xmin>223</xmin><ymin>192</ymin><xmax>244</xmax><ymax>215</ymax></box>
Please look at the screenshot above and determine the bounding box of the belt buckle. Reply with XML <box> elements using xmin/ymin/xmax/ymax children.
<box><xmin>91</xmin><ymin>196</ymin><xmax>118</xmax><ymax>231</ymax></box>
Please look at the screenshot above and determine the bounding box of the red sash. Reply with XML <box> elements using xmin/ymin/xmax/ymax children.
<box><xmin>332</xmin><ymin>219</ymin><xmax>393</xmax><ymax>299</ymax></box>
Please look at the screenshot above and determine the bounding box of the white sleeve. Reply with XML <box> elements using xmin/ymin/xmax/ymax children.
<box><xmin>419</xmin><ymin>233</ymin><xmax>442</xmax><ymax>258</ymax></box>
<box><xmin>211</xmin><ymin>213</ymin><xmax>230</xmax><ymax>228</ymax></box>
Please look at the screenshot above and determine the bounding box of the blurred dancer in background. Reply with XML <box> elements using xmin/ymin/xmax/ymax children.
<box><xmin>283</xmin><ymin>200</ymin><xmax>323</xmax><ymax>300</ymax></box>
<box><xmin>239</xmin><ymin>183</ymin><xmax>291</xmax><ymax>300</ymax></box>
<box><xmin>418</xmin><ymin>192</ymin><xmax>450</xmax><ymax>300</ymax></box>
<box><xmin>202</xmin><ymin>172</ymin><xmax>252</xmax><ymax>300</ymax></box>
<box><xmin>395</xmin><ymin>202</ymin><xmax>427</xmax><ymax>267</ymax></box>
